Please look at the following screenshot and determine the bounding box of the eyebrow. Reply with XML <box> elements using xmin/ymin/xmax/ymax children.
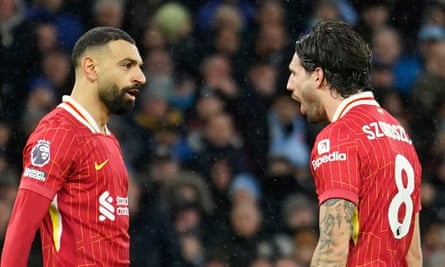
<box><xmin>119</xmin><ymin>58</ymin><xmax>143</xmax><ymax>66</ymax></box>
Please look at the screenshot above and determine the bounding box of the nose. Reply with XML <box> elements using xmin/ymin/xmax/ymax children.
<box><xmin>134</xmin><ymin>67</ymin><xmax>146</xmax><ymax>85</ymax></box>
<box><xmin>286</xmin><ymin>74</ymin><xmax>293</xmax><ymax>91</ymax></box>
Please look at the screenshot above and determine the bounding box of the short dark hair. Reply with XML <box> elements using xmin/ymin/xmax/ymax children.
<box><xmin>295</xmin><ymin>20</ymin><xmax>371</xmax><ymax>98</ymax></box>
<box><xmin>71</xmin><ymin>26</ymin><xmax>136</xmax><ymax>68</ymax></box>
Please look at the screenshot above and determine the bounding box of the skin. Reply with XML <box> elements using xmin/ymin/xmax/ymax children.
<box><xmin>287</xmin><ymin>53</ymin><xmax>353</xmax><ymax>267</ymax></box>
<box><xmin>310</xmin><ymin>199</ymin><xmax>354</xmax><ymax>267</ymax></box>
<box><xmin>286</xmin><ymin>52</ymin><xmax>423</xmax><ymax>266</ymax></box>
<box><xmin>71</xmin><ymin>39</ymin><xmax>146</xmax><ymax>133</ymax></box>
<box><xmin>407</xmin><ymin>214</ymin><xmax>423</xmax><ymax>267</ymax></box>
<box><xmin>0</xmin><ymin>37</ymin><xmax>147</xmax><ymax>267</ymax></box>
<box><xmin>286</xmin><ymin>53</ymin><xmax>343</xmax><ymax>124</ymax></box>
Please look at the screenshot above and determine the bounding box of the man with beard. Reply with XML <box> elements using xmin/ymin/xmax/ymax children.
<box><xmin>286</xmin><ymin>20</ymin><xmax>422</xmax><ymax>266</ymax></box>
<box><xmin>1</xmin><ymin>27</ymin><xmax>146</xmax><ymax>267</ymax></box>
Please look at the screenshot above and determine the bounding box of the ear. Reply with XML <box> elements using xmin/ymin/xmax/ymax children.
<box><xmin>313</xmin><ymin>66</ymin><xmax>326</xmax><ymax>89</ymax></box>
<box><xmin>82</xmin><ymin>56</ymin><xmax>98</xmax><ymax>81</ymax></box>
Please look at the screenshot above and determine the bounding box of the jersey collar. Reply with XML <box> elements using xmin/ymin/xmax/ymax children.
<box><xmin>332</xmin><ymin>91</ymin><xmax>380</xmax><ymax>122</ymax></box>
<box><xmin>59</xmin><ymin>95</ymin><xmax>110</xmax><ymax>134</ymax></box>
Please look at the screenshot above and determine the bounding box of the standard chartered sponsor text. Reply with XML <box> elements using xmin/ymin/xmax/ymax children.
<box><xmin>23</xmin><ymin>167</ymin><xmax>46</xmax><ymax>181</ymax></box>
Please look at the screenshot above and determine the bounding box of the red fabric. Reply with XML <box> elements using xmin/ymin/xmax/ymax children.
<box><xmin>1</xmin><ymin>189</ymin><xmax>51</xmax><ymax>267</ymax></box>
<box><xmin>2</xmin><ymin>101</ymin><xmax>130</xmax><ymax>267</ymax></box>
<box><xmin>311</xmin><ymin>96</ymin><xmax>422</xmax><ymax>267</ymax></box>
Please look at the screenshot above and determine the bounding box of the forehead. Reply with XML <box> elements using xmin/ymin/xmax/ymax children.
<box><xmin>289</xmin><ymin>53</ymin><xmax>303</xmax><ymax>69</ymax></box>
<box><xmin>102</xmin><ymin>40</ymin><xmax>143</xmax><ymax>63</ymax></box>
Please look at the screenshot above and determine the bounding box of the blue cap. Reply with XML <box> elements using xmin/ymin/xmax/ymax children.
<box><xmin>418</xmin><ymin>25</ymin><xmax>445</xmax><ymax>41</ymax></box>
<box><xmin>228</xmin><ymin>172</ymin><xmax>261</xmax><ymax>201</ymax></box>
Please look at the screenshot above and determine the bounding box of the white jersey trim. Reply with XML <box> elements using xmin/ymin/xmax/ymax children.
<box><xmin>332</xmin><ymin>91</ymin><xmax>380</xmax><ymax>122</ymax></box>
<box><xmin>58</xmin><ymin>95</ymin><xmax>110</xmax><ymax>134</ymax></box>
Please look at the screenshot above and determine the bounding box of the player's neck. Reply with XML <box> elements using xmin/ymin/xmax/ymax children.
<box><xmin>321</xmin><ymin>90</ymin><xmax>344</xmax><ymax>122</ymax></box>
<box><xmin>70</xmin><ymin>87</ymin><xmax>109</xmax><ymax>133</ymax></box>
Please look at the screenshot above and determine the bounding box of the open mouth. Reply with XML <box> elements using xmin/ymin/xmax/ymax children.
<box><xmin>127</xmin><ymin>88</ymin><xmax>139</xmax><ymax>97</ymax></box>
<box><xmin>125</xmin><ymin>88</ymin><xmax>140</xmax><ymax>100</ymax></box>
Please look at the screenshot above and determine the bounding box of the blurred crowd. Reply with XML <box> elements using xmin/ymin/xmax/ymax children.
<box><xmin>1</xmin><ymin>0</ymin><xmax>445</xmax><ymax>266</ymax></box>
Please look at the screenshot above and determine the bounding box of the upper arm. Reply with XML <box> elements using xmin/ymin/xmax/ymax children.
<box><xmin>311</xmin><ymin>198</ymin><xmax>356</xmax><ymax>266</ymax></box>
<box><xmin>20</xmin><ymin>124</ymin><xmax>77</xmax><ymax>199</ymax></box>
<box><xmin>406</xmin><ymin>212</ymin><xmax>422</xmax><ymax>267</ymax></box>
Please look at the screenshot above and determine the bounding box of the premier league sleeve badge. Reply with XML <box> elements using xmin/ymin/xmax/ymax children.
<box><xmin>31</xmin><ymin>140</ymin><xmax>51</xmax><ymax>167</ymax></box>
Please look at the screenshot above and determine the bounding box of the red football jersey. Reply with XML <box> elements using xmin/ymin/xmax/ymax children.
<box><xmin>311</xmin><ymin>92</ymin><xmax>422</xmax><ymax>267</ymax></box>
<box><xmin>19</xmin><ymin>96</ymin><xmax>130</xmax><ymax>266</ymax></box>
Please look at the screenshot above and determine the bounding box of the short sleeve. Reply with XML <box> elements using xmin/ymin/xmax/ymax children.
<box><xmin>19</xmin><ymin>121</ymin><xmax>78</xmax><ymax>200</ymax></box>
<box><xmin>311</xmin><ymin>123</ymin><xmax>360</xmax><ymax>205</ymax></box>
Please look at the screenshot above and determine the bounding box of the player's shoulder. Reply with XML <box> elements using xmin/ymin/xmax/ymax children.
<box><xmin>317</xmin><ymin>119</ymin><xmax>354</xmax><ymax>140</ymax></box>
<box><xmin>325</xmin><ymin>105</ymin><xmax>396</xmax><ymax>136</ymax></box>
<box><xmin>42</xmin><ymin>107</ymin><xmax>78</xmax><ymax>128</ymax></box>
<box><xmin>29</xmin><ymin>107</ymin><xmax>80</xmax><ymax>140</ymax></box>
<box><xmin>315</xmin><ymin>113</ymin><xmax>374</xmax><ymax>148</ymax></box>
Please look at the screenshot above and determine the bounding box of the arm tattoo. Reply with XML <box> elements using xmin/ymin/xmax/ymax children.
<box><xmin>311</xmin><ymin>198</ymin><xmax>356</xmax><ymax>267</ymax></box>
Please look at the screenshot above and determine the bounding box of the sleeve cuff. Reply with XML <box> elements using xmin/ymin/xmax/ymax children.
<box><xmin>319</xmin><ymin>188</ymin><xmax>359</xmax><ymax>205</ymax></box>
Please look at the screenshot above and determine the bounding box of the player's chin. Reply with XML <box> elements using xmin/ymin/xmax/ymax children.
<box><xmin>291</xmin><ymin>93</ymin><xmax>300</xmax><ymax>102</ymax></box>
<box><xmin>113</xmin><ymin>98</ymin><xmax>136</xmax><ymax>115</ymax></box>
<box><xmin>113</xmin><ymin>103</ymin><xmax>135</xmax><ymax>115</ymax></box>
<box><xmin>124</xmin><ymin>97</ymin><xmax>136</xmax><ymax>108</ymax></box>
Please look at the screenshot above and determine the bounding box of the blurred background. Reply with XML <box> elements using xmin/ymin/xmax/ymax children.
<box><xmin>1</xmin><ymin>0</ymin><xmax>445</xmax><ymax>266</ymax></box>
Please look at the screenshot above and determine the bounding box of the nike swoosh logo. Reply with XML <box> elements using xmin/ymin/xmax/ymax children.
<box><xmin>94</xmin><ymin>159</ymin><xmax>109</xmax><ymax>171</ymax></box>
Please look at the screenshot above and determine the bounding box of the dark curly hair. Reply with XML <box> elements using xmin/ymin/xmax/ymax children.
<box><xmin>295</xmin><ymin>20</ymin><xmax>371</xmax><ymax>98</ymax></box>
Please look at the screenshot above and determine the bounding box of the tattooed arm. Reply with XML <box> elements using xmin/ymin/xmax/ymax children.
<box><xmin>310</xmin><ymin>198</ymin><xmax>356</xmax><ymax>267</ymax></box>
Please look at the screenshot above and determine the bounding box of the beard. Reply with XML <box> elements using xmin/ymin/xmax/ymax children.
<box><xmin>99</xmin><ymin>84</ymin><xmax>137</xmax><ymax>115</ymax></box>
<box><xmin>301</xmin><ymin>90</ymin><xmax>326</xmax><ymax>124</ymax></box>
